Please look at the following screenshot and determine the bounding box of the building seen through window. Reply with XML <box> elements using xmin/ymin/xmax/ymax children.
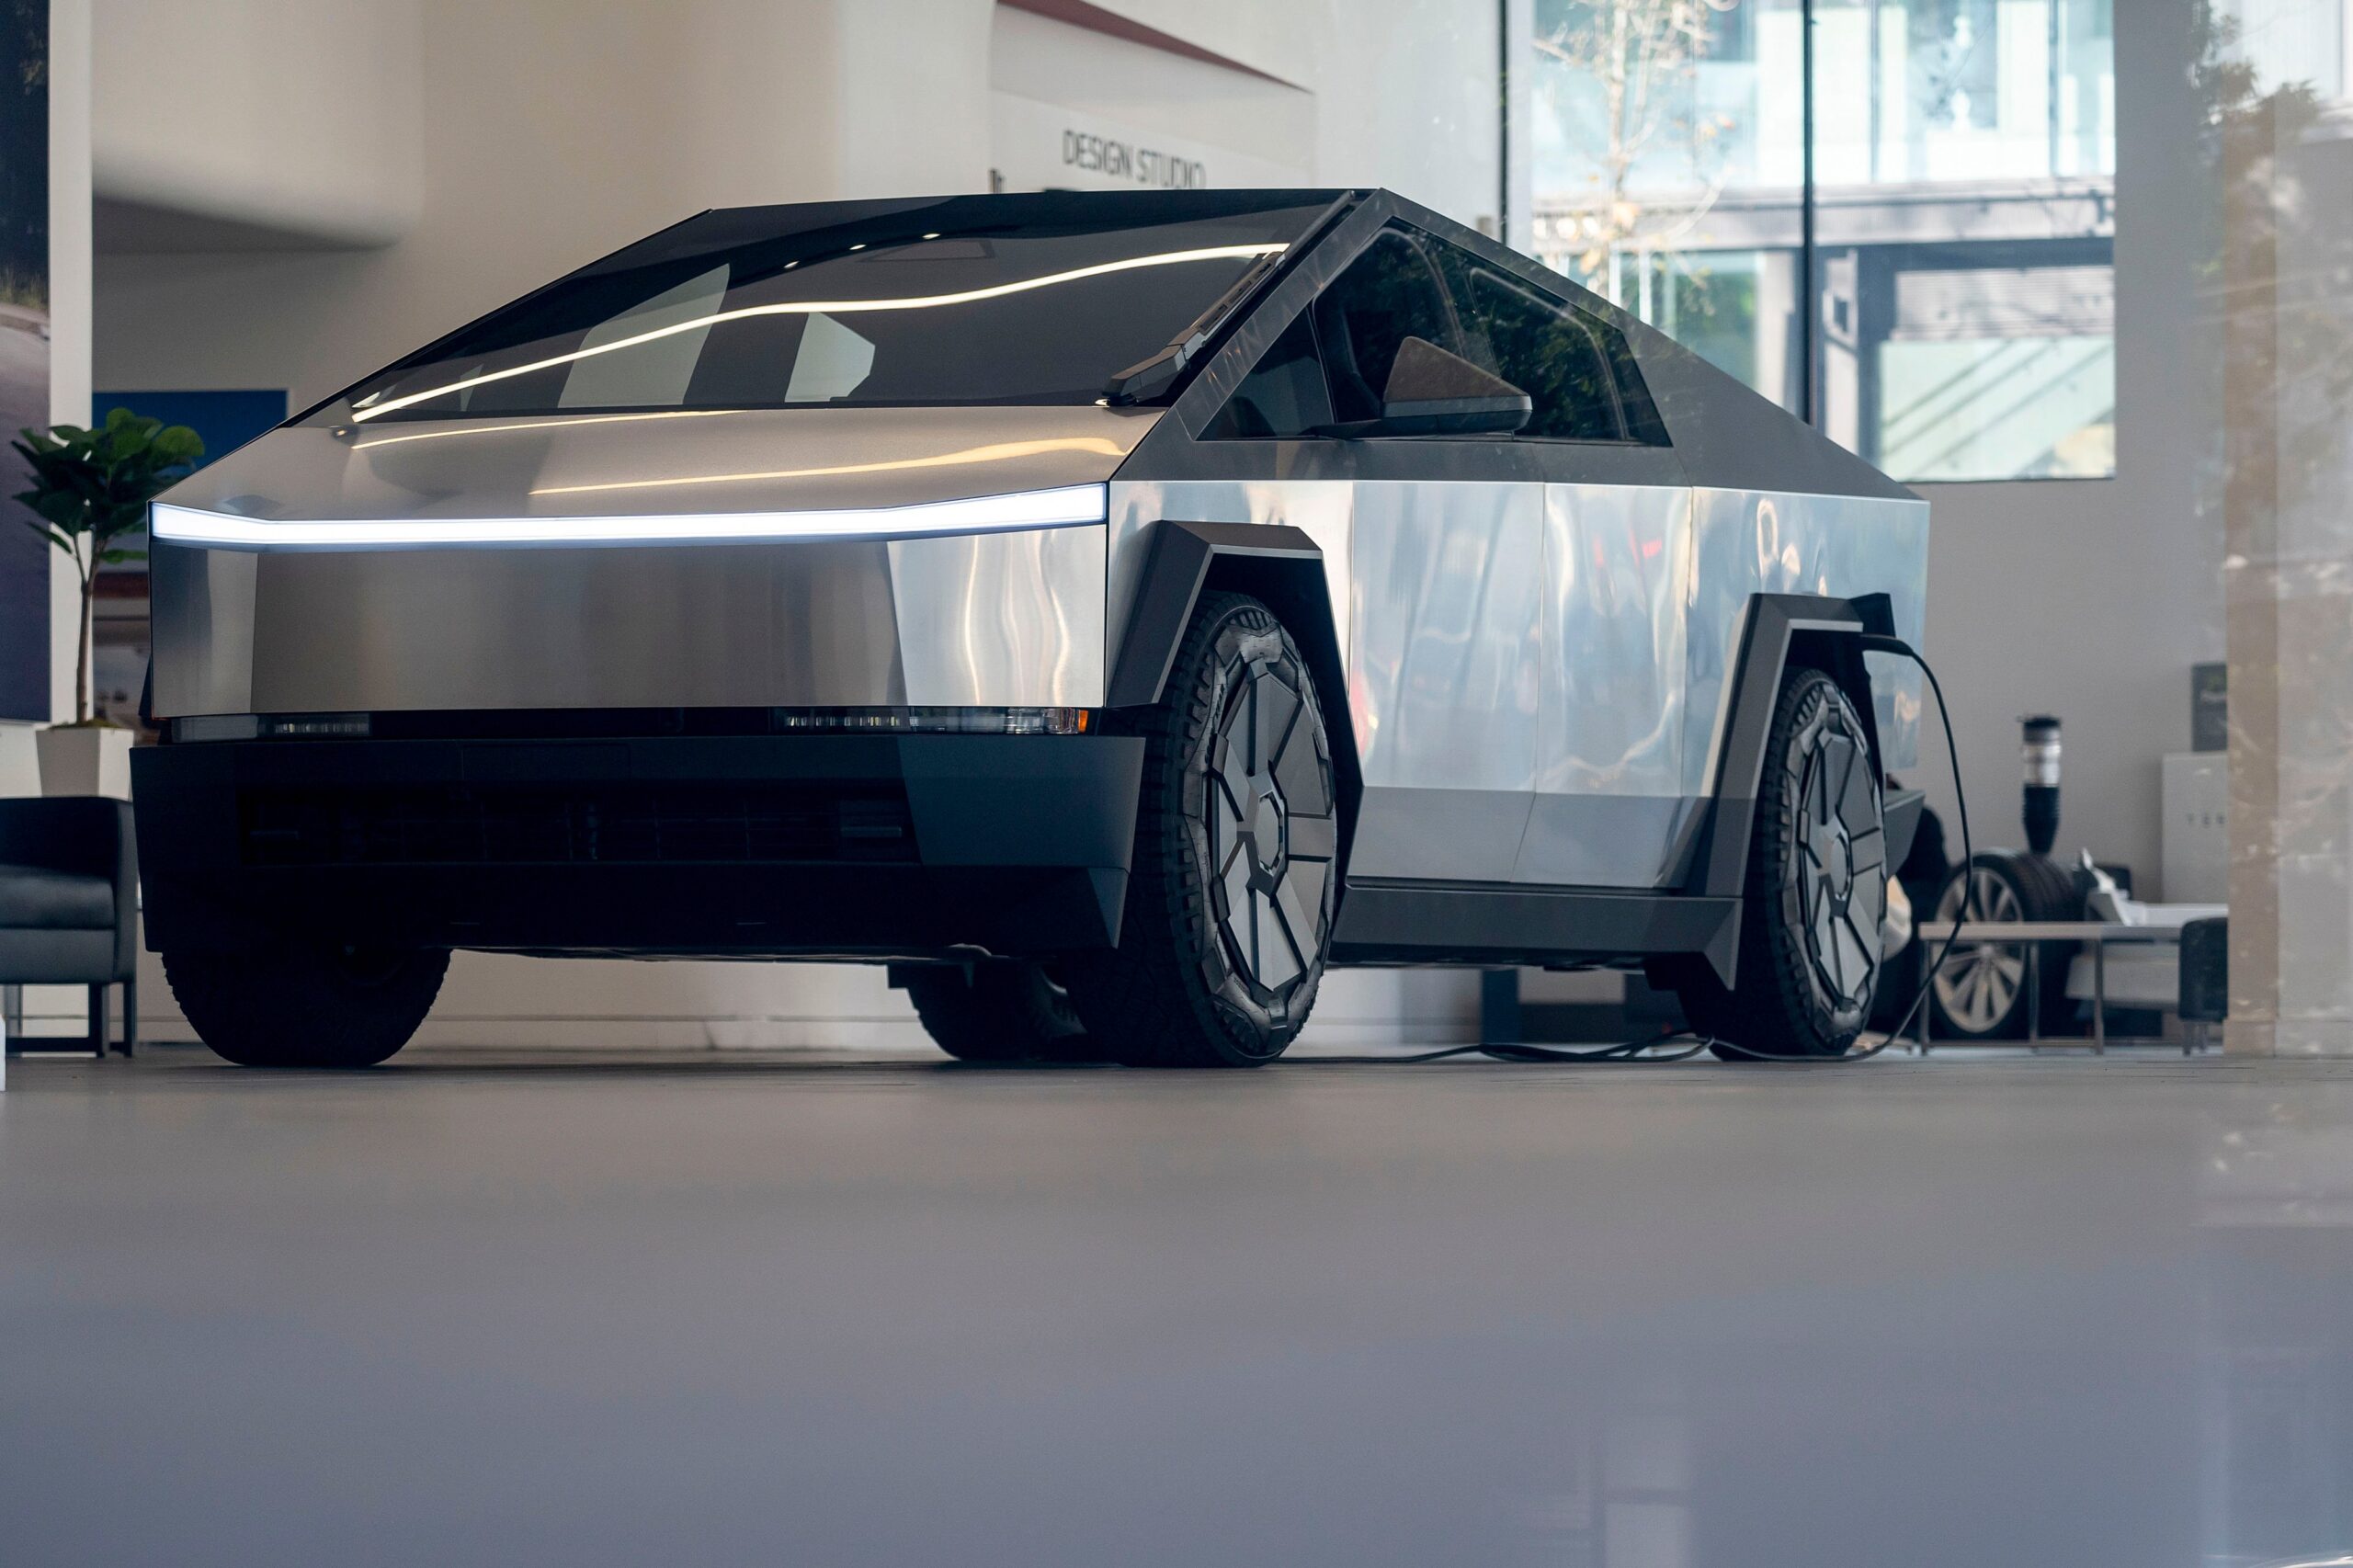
<box><xmin>1529</xmin><ymin>0</ymin><xmax>2116</xmax><ymax>482</ymax></box>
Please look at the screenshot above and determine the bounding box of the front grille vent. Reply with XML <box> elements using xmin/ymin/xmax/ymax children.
<box><xmin>239</xmin><ymin>783</ymin><xmax>915</xmax><ymax>868</ymax></box>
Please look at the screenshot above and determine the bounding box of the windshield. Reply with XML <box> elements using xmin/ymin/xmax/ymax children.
<box><xmin>335</xmin><ymin>193</ymin><xmax>1337</xmax><ymax>424</ymax></box>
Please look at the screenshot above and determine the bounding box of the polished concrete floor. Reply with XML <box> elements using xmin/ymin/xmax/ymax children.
<box><xmin>5</xmin><ymin>1044</ymin><xmax>2352</xmax><ymax>1566</ymax></box>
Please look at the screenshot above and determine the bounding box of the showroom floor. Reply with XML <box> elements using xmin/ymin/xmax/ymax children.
<box><xmin>5</xmin><ymin>1045</ymin><xmax>2351</xmax><ymax>1566</ymax></box>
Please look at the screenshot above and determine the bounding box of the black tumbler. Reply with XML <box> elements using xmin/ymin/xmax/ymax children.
<box><xmin>2022</xmin><ymin>715</ymin><xmax>2061</xmax><ymax>856</ymax></box>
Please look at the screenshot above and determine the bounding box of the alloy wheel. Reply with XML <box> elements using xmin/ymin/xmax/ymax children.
<box><xmin>1204</xmin><ymin>653</ymin><xmax>1334</xmax><ymax>1000</ymax></box>
<box><xmin>1931</xmin><ymin>868</ymin><xmax>2027</xmax><ymax>1034</ymax></box>
<box><xmin>1796</xmin><ymin>722</ymin><xmax>1887</xmax><ymax>1012</ymax></box>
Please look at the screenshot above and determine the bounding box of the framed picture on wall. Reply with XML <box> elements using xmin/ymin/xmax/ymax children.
<box><xmin>0</xmin><ymin>0</ymin><xmax>50</xmax><ymax>722</ymax></box>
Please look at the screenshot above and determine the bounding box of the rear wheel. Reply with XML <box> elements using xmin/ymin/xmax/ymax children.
<box><xmin>1680</xmin><ymin>667</ymin><xmax>1887</xmax><ymax>1060</ymax></box>
<box><xmin>1064</xmin><ymin>591</ymin><xmax>1337</xmax><ymax>1067</ymax></box>
<box><xmin>165</xmin><ymin>940</ymin><xmax>448</xmax><ymax>1068</ymax></box>
<box><xmin>902</xmin><ymin>961</ymin><xmax>1095</xmax><ymax>1063</ymax></box>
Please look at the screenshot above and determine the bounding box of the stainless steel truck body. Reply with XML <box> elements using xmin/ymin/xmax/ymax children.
<box><xmin>135</xmin><ymin>189</ymin><xmax>1927</xmax><ymax>1068</ymax></box>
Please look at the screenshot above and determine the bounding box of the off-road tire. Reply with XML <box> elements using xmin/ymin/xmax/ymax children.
<box><xmin>903</xmin><ymin>961</ymin><xmax>1095</xmax><ymax>1063</ymax></box>
<box><xmin>1064</xmin><ymin>592</ymin><xmax>1337</xmax><ymax>1067</ymax></box>
<box><xmin>165</xmin><ymin>942</ymin><xmax>449</xmax><ymax>1068</ymax></box>
<box><xmin>1682</xmin><ymin>667</ymin><xmax>1886</xmax><ymax>1061</ymax></box>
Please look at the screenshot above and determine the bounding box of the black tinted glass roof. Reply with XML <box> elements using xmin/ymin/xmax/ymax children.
<box><xmin>335</xmin><ymin>192</ymin><xmax>1344</xmax><ymax>424</ymax></box>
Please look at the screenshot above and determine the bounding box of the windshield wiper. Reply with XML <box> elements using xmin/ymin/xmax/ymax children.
<box><xmin>1103</xmin><ymin>196</ymin><xmax>1354</xmax><ymax>405</ymax></box>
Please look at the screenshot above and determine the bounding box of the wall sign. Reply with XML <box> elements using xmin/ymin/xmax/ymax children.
<box><xmin>989</xmin><ymin>91</ymin><xmax>1307</xmax><ymax>195</ymax></box>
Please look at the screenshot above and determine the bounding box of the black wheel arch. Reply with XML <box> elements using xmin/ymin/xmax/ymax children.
<box><xmin>1686</xmin><ymin>591</ymin><xmax>1906</xmax><ymax>976</ymax></box>
<box><xmin>1107</xmin><ymin>519</ymin><xmax>1361</xmax><ymax>889</ymax></box>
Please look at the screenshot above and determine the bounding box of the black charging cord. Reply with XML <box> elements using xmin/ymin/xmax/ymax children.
<box><xmin>1382</xmin><ymin>633</ymin><xmax>1972</xmax><ymax>1068</ymax></box>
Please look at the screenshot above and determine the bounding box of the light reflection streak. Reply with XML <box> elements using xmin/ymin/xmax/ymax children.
<box><xmin>528</xmin><ymin>437</ymin><xmax>1129</xmax><ymax>497</ymax></box>
<box><xmin>347</xmin><ymin>243</ymin><xmax>1287</xmax><ymax>423</ymax></box>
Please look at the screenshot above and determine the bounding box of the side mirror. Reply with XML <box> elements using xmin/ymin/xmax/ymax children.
<box><xmin>1374</xmin><ymin>336</ymin><xmax>1531</xmax><ymax>437</ymax></box>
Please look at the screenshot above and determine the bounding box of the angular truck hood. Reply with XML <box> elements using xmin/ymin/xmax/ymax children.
<box><xmin>156</xmin><ymin>404</ymin><xmax>1164</xmax><ymax>532</ymax></box>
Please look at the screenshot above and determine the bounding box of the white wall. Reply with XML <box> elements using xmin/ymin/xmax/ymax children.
<box><xmin>93</xmin><ymin>0</ymin><xmax>422</xmax><ymax>246</ymax></box>
<box><xmin>96</xmin><ymin>0</ymin><xmax>849</xmax><ymax>407</ymax></box>
<box><xmin>1309</xmin><ymin>0</ymin><xmax>1503</xmax><ymax>233</ymax></box>
<box><xmin>1081</xmin><ymin>0</ymin><xmax>1504</xmax><ymax>230</ymax></box>
<box><xmin>990</xmin><ymin>6</ymin><xmax>1317</xmax><ymax>185</ymax></box>
<box><xmin>47</xmin><ymin>0</ymin><xmax>89</xmax><ymax>724</ymax></box>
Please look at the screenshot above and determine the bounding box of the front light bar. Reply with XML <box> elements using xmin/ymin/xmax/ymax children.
<box><xmin>149</xmin><ymin>484</ymin><xmax>1108</xmax><ymax>551</ymax></box>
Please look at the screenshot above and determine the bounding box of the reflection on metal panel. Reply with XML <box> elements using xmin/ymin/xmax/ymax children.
<box><xmin>249</xmin><ymin>540</ymin><xmax>903</xmax><ymax>712</ymax></box>
<box><xmin>1105</xmin><ymin>479</ymin><xmax>1353</xmax><ymax>674</ymax></box>
<box><xmin>1110</xmin><ymin>478</ymin><xmax>1540</xmax><ymax>883</ymax></box>
<box><xmin>172</xmin><ymin>524</ymin><xmax>1103</xmax><ymax>717</ymax></box>
<box><xmin>1682</xmin><ymin>487</ymin><xmax>1930</xmax><ymax>792</ymax></box>
<box><xmin>164</xmin><ymin>405</ymin><xmax>1157</xmax><ymax>523</ymax></box>
<box><xmin>1348</xmin><ymin>482</ymin><xmax>1543</xmax><ymax>881</ymax></box>
<box><xmin>151</xmin><ymin>544</ymin><xmax>256</xmax><ymax>717</ymax></box>
<box><xmin>1516</xmin><ymin>483</ymin><xmax>1692</xmax><ymax>885</ymax></box>
<box><xmin>1346</xmin><ymin>483</ymin><xmax>1543</xmax><ymax>881</ymax></box>
<box><xmin>1535</xmin><ymin>483</ymin><xmax>1688</xmax><ymax>795</ymax></box>
<box><xmin>1352</xmin><ymin>789</ymin><xmax>1549</xmax><ymax>883</ymax></box>
<box><xmin>887</xmin><ymin>524</ymin><xmax>1106</xmax><ymax>706</ymax></box>
<box><xmin>151</xmin><ymin>405</ymin><xmax>1149</xmax><ymax>717</ymax></box>
<box><xmin>1515</xmin><ymin>795</ymin><xmax>1700</xmax><ymax>887</ymax></box>
<box><xmin>1347</xmin><ymin>483</ymin><xmax>1541</xmax><ymax>785</ymax></box>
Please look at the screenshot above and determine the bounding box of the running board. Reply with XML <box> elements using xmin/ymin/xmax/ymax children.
<box><xmin>1331</xmin><ymin>879</ymin><xmax>1742</xmax><ymax>985</ymax></box>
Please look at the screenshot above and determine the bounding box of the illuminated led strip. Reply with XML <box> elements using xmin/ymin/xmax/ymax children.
<box><xmin>150</xmin><ymin>484</ymin><xmax>1108</xmax><ymax>551</ymax></box>
<box><xmin>347</xmin><ymin>242</ymin><xmax>1288</xmax><ymax>423</ymax></box>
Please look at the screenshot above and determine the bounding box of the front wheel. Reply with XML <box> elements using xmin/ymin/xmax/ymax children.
<box><xmin>165</xmin><ymin>941</ymin><xmax>448</xmax><ymax>1068</ymax></box>
<box><xmin>1679</xmin><ymin>666</ymin><xmax>1887</xmax><ymax>1060</ymax></box>
<box><xmin>902</xmin><ymin>961</ymin><xmax>1095</xmax><ymax>1063</ymax></box>
<box><xmin>1064</xmin><ymin>591</ymin><xmax>1337</xmax><ymax>1067</ymax></box>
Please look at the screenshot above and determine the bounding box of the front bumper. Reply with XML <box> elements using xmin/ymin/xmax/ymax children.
<box><xmin>132</xmin><ymin>733</ymin><xmax>1144</xmax><ymax>959</ymax></box>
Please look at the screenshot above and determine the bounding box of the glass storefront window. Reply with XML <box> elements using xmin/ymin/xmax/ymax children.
<box><xmin>1529</xmin><ymin>0</ymin><xmax>2117</xmax><ymax>482</ymax></box>
<box><xmin>1529</xmin><ymin>0</ymin><xmax>1806</xmax><ymax>413</ymax></box>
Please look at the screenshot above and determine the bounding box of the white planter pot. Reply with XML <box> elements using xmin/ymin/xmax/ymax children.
<box><xmin>36</xmin><ymin>726</ymin><xmax>133</xmax><ymax>799</ymax></box>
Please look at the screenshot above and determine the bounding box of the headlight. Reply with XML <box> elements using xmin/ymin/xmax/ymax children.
<box><xmin>149</xmin><ymin>484</ymin><xmax>1108</xmax><ymax>551</ymax></box>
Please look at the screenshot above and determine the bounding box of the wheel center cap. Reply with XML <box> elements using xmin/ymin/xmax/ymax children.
<box><xmin>1813</xmin><ymin>816</ymin><xmax>1854</xmax><ymax>909</ymax></box>
<box><xmin>1245</xmin><ymin>780</ymin><xmax>1288</xmax><ymax>891</ymax></box>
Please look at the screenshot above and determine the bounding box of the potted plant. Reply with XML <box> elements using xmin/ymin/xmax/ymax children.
<box><xmin>13</xmin><ymin>408</ymin><xmax>202</xmax><ymax>796</ymax></box>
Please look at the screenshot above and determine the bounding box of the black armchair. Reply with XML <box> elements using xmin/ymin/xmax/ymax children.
<box><xmin>0</xmin><ymin>797</ymin><xmax>139</xmax><ymax>1056</ymax></box>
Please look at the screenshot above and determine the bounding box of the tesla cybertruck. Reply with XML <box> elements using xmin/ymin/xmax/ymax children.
<box><xmin>133</xmin><ymin>189</ymin><xmax>1927</xmax><ymax>1069</ymax></box>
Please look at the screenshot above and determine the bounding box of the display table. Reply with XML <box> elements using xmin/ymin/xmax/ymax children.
<box><xmin>1911</xmin><ymin>920</ymin><xmax>2208</xmax><ymax>1054</ymax></box>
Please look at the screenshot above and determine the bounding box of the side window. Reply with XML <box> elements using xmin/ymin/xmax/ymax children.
<box><xmin>1202</xmin><ymin>311</ymin><xmax>1333</xmax><ymax>439</ymax></box>
<box><xmin>1312</xmin><ymin>231</ymin><xmax>1462</xmax><ymax>424</ymax></box>
<box><xmin>1435</xmin><ymin>243</ymin><xmax>1671</xmax><ymax>445</ymax></box>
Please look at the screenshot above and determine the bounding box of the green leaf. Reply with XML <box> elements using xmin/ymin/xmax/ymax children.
<box><xmin>98</xmin><ymin>548</ymin><xmax>149</xmax><ymax>564</ymax></box>
<box><xmin>11</xmin><ymin>417</ymin><xmax>204</xmax><ymax>539</ymax></box>
<box><xmin>20</xmin><ymin>519</ymin><xmax>74</xmax><ymax>554</ymax></box>
<box><xmin>152</xmin><ymin>425</ymin><xmax>205</xmax><ymax>462</ymax></box>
